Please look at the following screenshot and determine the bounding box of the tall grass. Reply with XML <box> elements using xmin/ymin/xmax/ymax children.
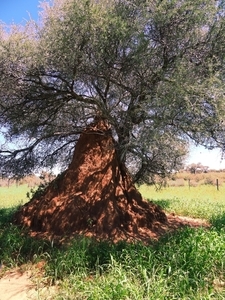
<box><xmin>0</xmin><ymin>184</ymin><xmax>225</xmax><ymax>299</ymax></box>
<box><xmin>52</xmin><ymin>228</ymin><xmax>225</xmax><ymax>299</ymax></box>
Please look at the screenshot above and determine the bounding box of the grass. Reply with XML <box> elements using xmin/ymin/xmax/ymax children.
<box><xmin>0</xmin><ymin>184</ymin><xmax>30</xmax><ymax>208</ymax></box>
<box><xmin>0</xmin><ymin>184</ymin><xmax>225</xmax><ymax>299</ymax></box>
<box><xmin>139</xmin><ymin>184</ymin><xmax>225</xmax><ymax>220</ymax></box>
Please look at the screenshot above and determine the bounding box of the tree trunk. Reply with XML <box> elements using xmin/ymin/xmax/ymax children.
<box><xmin>15</xmin><ymin>119</ymin><xmax>167</xmax><ymax>241</ymax></box>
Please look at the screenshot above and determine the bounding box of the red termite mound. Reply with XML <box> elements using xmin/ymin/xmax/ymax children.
<box><xmin>15</xmin><ymin>119</ymin><xmax>167</xmax><ymax>242</ymax></box>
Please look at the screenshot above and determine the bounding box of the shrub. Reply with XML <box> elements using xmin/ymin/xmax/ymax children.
<box><xmin>204</xmin><ymin>176</ymin><xmax>214</xmax><ymax>185</ymax></box>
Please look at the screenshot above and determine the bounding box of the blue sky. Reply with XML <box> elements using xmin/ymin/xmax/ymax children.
<box><xmin>0</xmin><ymin>0</ymin><xmax>41</xmax><ymax>24</ymax></box>
<box><xmin>0</xmin><ymin>0</ymin><xmax>225</xmax><ymax>170</ymax></box>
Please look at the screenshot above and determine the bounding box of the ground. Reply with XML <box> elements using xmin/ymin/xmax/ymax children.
<box><xmin>0</xmin><ymin>215</ymin><xmax>210</xmax><ymax>300</ymax></box>
<box><xmin>0</xmin><ymin>261</ymin><xmax>56</xmax><ymax>300</ymax></box>
<box><xmin>26</xmin><ymin>212</ymin><xmax>210</xmax><ymax>243</ymax></box>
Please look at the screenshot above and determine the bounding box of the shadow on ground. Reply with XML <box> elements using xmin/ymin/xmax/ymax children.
<box><xmin>0</xmin><ymin>205</ymin><xmax>215</xmax><ymax>271</ymax></box>
<box><xmin>1</xmin><ymin>206</ymin><xmax>225</xmax><ymax>299</ymax></box>
<box><xmin>210</xmin><ymin>212</ymin><xmax>225</xmax><ymax>231</ymax></box>
<box><xmin>146</xmin><ymin>198</ymin><xmax>174</xmax><ymax>210</ymax></box>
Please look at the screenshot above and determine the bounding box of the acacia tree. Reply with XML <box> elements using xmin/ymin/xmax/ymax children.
<box><xmin>0</xmin><ymin>0</ymin><xmax>225</xmax><ymax>183</ymax></box>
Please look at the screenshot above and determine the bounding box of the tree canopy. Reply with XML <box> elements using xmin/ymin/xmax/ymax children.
<box><xmin>0</xmin><ymin>0</ymin><xmax>225</xmax><ymax>183</ymax></box>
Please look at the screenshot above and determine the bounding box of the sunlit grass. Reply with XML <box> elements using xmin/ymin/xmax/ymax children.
<box><xmin>0</xmin><ymin>184</ymin><xmax>30</xmax><ymax>208</ymax></box>
<box><xmin>139</xmin><ymin>184</ymin><xmax>225</xmax><ymax>220</ymax></box>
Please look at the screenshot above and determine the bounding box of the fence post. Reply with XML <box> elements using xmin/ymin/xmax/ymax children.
<box><xmin>216</xmin><ymin>179</ymin><xmax>219</xmax><ymax>191</ymax></box>
<box><xmin>188</xmin><ymin>179</ymin><xmax>190</xmax><ymax>189</ymax></box>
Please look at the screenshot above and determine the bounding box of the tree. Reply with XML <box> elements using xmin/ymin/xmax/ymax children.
<box><xmin>0</xmin><ymin>0</ymin><xmax>225</xmax><ymax>238</ymax></box>
<box><xmin>186</xmin><ymin>163</ymin><xmax>209</xmax><ymax>174</ymax></box>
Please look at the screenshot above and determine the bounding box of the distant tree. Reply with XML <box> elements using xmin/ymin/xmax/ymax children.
<box><xmin>186</xmin><ymin>163</ymin><xmax>209</xmax><ymax>174</ymax></box>
<box><xmin>0</xmin><ymin>0</ymin><xmax>225</xmax><ymax>183</ymax></box>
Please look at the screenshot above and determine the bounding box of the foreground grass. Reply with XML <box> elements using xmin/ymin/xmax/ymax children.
<box><xmin>0</xmin><ymin>185</ymin><xmax>225</xmax><ymax>299</ymax></box>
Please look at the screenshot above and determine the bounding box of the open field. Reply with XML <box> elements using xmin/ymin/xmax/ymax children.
<box><xmin>0</xmin><ymin>185</ymin><xmax>30</xmax><ymax>208</ymax></box>
<box><xmin>139</xmin><ymin>184</ymin><xmax>225</xmax><ymax>220</ymax></box>
<box><xmin>0</xmin><ymin>182</ymin><xmax>225</xmax><ymax>299</ymax></box>
<box><xmin>167</xmin><ymin>170</ymin><xmax>225</xmax><ymax>187</ymax></box>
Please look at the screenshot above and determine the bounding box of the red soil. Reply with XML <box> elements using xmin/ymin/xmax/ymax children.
<box><xmin>15</xmin><ymin>119</ymin><xmax>209</xmax><ymax>243</ymax></box>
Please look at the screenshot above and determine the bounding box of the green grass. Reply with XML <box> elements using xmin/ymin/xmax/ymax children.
<box><xmin>0</xmin><ymin>184</ymin><xmax>30</xmax><ymax>208</ymax></box>
<box><xmin>0</xmin><ymin>184</ymin><xmax>225</xmax><ymax>299</ymax></box>
<box><xmin>139</xmin><ymin>184</ymin><xmax>225</xmax><ymax>220</ymax></box>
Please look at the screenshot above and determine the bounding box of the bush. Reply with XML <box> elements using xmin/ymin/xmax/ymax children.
<box><xmin>204</xmin><ymin>177</ymin><xmax>214</xmax><ymax>185</ymax></box>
